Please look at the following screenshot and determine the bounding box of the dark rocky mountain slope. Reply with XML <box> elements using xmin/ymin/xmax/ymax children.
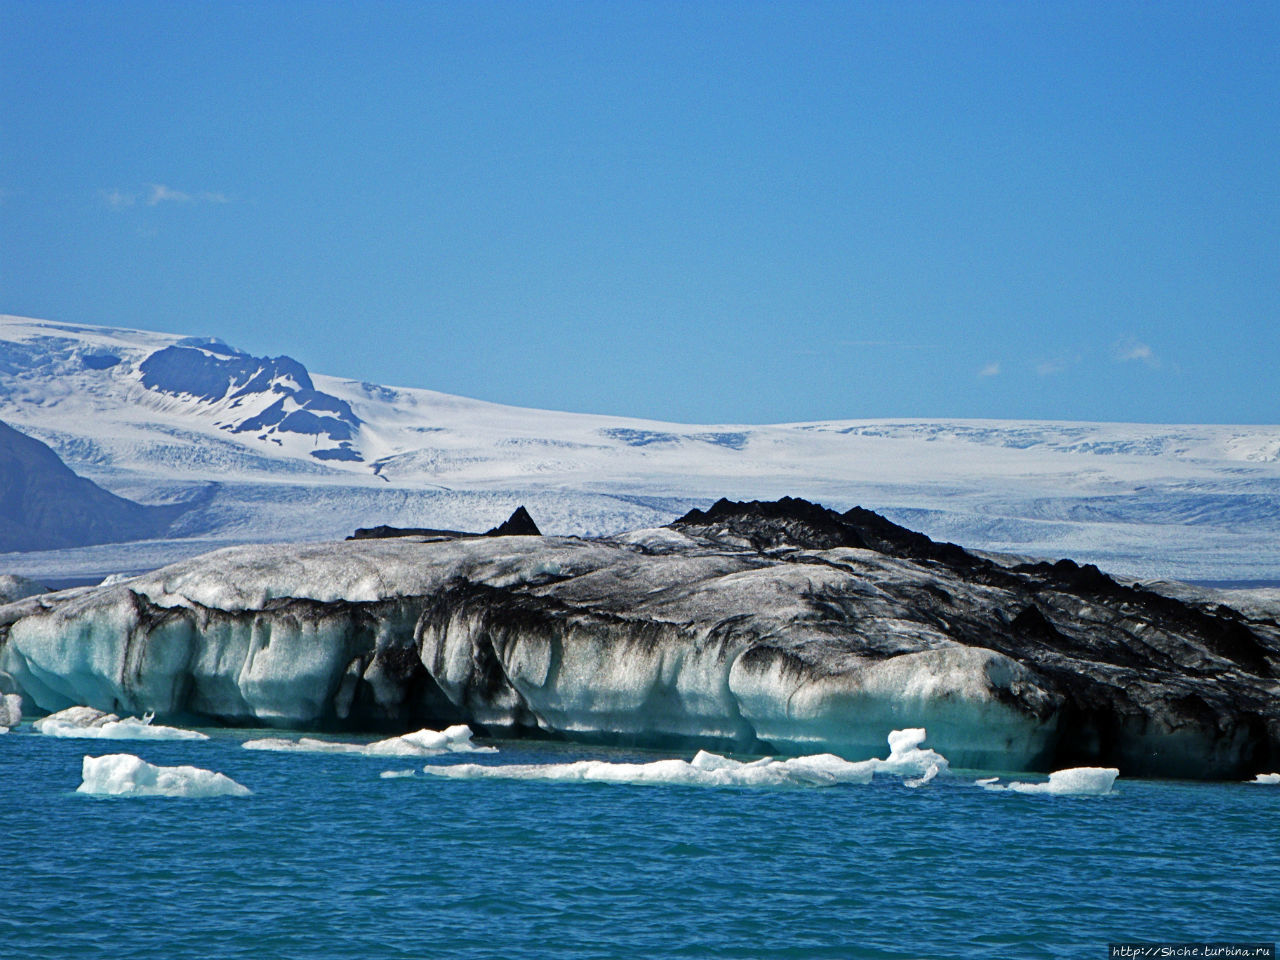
<box><xmin>0</xmin><ymin>420</ymin><xmax>189</xmax><ymax>551</ymax></box>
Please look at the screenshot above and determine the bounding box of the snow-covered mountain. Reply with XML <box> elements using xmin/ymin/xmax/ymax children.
<box><xmin>2</xmin><ymin>313</ymin><xmax>1279</xmax><ymax>581</ymax></box>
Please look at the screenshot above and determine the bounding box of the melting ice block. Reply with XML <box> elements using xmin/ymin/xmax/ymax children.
<box><xmin>977</xmin><ymin>767</ymin><xmax>1119</xmax><ymax>796</ymax></box>
<box><xmin>242</xmin><ymin>724</ymin><xmax>494</xmax><ymax>757</ymax></box>
<box><xmin>78</xmin><ymin>754</ymin><xmax>251</xmax><ymax>798</ymax></box>
<box><xmin>1247</xmin><ymin>773</ymin><xmax>1280</xmax><ymax>785</ymax></box>
<box><xmin>33</xmin><ymin>705</ymin><xmax>208</xmax><ymax>741</ymax></box>
<box><xmin>0</xmin><ymin>693</ymin><xmax>22</xmax><ymax>732</ymax></box>
<box><xmin>422</xmin><ymin>727</ymin><xmax>948</xmax><ymax>790</ymax></box>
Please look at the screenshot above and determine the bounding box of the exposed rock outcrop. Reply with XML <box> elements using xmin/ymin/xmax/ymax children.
<box><xmin>0</xmin><ymin>420</ymin><xmax>188</xmax><ymax>551</ymax></box>
<box><xmin>349</xmin><ymin>507</ymin><xmax>541</xmax><ymax>541</ymax></box>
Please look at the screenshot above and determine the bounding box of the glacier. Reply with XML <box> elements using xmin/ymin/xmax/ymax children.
<box><xmin>2</xmin><ymin>314</ymin><xmax>1280</xmax><ymax>581</ymax></box>
<box><xmin>2</xmin><ymin>497</ymin><xmax>1277</xmax><ymax>779</ymax></box>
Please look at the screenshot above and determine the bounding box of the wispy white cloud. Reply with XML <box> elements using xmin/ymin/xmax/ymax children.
<box><xmin>978</xmin><ymin>362</ymin><xmax>1000</xmax><ymax>378</ymax></box>
<box><xmin>103</xmin><ymin>184</ymin><xmax>231</xmax><ymax>209</ymax></box>
<box><xmin>146</xmin><ymin>184</ymin><xmax>191</xmax><ymax>205</ymax></box>
<box><xmin>1115</xmin><ymin>338</ymin><xmax>1160</xmax><ymax>368</ymax></box>
<box><xmin>839</xmin><ymin>339</ymin><xmax>942</xmax><ymax>350</ymax></box>
<box><xmin>102</xmin><ymin>189</ymin><xmax>136</xmax><ymax>209</ymax></box>
<box><xmin>1035</xmin><ymin>357</ymin><xmax>1071</xmax><ymax>377</ymax></box>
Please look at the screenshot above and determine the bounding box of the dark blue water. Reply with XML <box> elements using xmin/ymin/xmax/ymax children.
<box><xmin>3</xmin><ymin>730</ymin><xmax>1277</xmax><ymax>959</ymax></box>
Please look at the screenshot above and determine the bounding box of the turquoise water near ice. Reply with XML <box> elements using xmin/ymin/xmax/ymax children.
<box><xmin>3</xmin><ymin>728</ymin><xmax>1277</xmax><ymax>960</ymax></box>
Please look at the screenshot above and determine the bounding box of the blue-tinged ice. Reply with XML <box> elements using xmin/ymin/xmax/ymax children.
<box><xmin>77</xmin><ymin>753</ymin><xmax>250</xmax><ymax>798</ymax></box>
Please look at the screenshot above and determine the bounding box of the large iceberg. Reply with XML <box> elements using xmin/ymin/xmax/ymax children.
<box><xmin>3</xmin><ymin>498</ymin><xmax>1278</xmax><ymax>778</ymax></box>
<box><xmin>77</xmin><ymin>753</ymin><xmax>250</xmax><ymax>798</ymax></box>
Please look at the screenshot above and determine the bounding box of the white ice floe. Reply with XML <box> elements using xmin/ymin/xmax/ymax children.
<box><xmin>77</xmin><ymin>753</ymin><xmax>250</xmax><ymax>798</ymax></box>
<box><xmin>0</xmin><ymin>692</ymin><xmax>22</xmax><ymax>732</ymax></box>
<box><xmin>33</xmin><ymin>705</ymin><xmax>208</xmax><ymax>741</ymax></box>
<box><xmin>242</xmin><ymin>724</ymin><xmax>495</xmax><ymax>757</ymax></box>
<box><xmin>421</xmin><ymin>727</ymin><xmax>948</xmax><ymax>790</ymax></box>
<box><xmin>379</xmin><ymin>769</ymin><xmax>417</xmax><ymax>779</ymax></box>
<box><xmin>976</xmin><ymin>767</ymin><xmax>1119</xmax><ymax>796</ymax></box>
<box><xmin>904</xmin><ymin>762</ymin><xmax>941</xmax><ymax>789</ymax></box>
<box><xmin>1247</xmin><ymin>773</ymin><xmax>1280</xmax><ymax>785</ymax></box>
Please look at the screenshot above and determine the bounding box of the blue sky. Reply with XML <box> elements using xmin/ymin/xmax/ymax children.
<box><xmin>1</xmin><ymin>1</ymin><xmax>1276</xmax><ymax>424</ymax></box>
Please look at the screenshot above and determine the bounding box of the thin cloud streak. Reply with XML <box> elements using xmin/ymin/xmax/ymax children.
<box><xmin>1116</xmin><ymin>338</ymin><xmax>1160</xmax><ymax>368</ymax></box>
<box><xmin>102</xmin><ymin>184</ymin><xmax>232</xmax><ymax>209</ymax></box>
<box><xmin>838</xmin><ymin>340</ymin><xmax>943</xmax><ymax>350</ymax></box>
<box><xmin>102</xmin><ymin>189</ymin><xmax>136</xmax><ymax>209</ymax></box>
<box><xmin>146</xmin><ymin>184</ymin><xmax>231</xmax><ymax>206</ymax></box>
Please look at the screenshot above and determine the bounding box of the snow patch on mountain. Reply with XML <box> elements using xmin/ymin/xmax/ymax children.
<box><xmin>2</xmin><ymin>314</ymin><xmax>1279</xmax><ymax>580</ymax></box>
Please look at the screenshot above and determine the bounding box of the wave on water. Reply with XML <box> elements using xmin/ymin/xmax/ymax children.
<box><xmin>976</xmin><ymin>767</ymin><xmax>1119</xmax><ymax>796</ymax></box>
<box><xmin>243</xmin><ymin>724</ymin><xmax>494</xmax><ymax>757</ymax></box>
<box><xmin>77</xmin><ymin>753</ymin><xmax>251</xmax><ymax>798</ymax></box>
<box><xmin>33</xmin><ymin>705</ymin><xmax>209</xmax><ymax>741</ymax></box>
<box><xmin>420</xmin><ymin>727</ymin><xmax>948</xmax><ymax>790</ymax></box>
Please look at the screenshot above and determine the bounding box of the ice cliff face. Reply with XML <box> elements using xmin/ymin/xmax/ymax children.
<box><xmin>2</xmin><ymin>499</ymin><xmax>1277</xmax><ymax>778</ymax></box>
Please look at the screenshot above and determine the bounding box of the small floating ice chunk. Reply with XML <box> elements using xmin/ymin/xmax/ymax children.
<box><xmin>978</xmin><ymin>767</ymin><xmax>1119</xmax><ymax>796</ymax></box>
<box><xmin>33</xmin><ymin>705</ymin><xmax>208</xmax><ymax>741</ymax></box>
<box><xmin>875</xmin><ymin>728</ymin><xmax>950</xmax><ymax>778</ymax></box>
<box><xmin>78</xmin><ymin>754</ymin><xmax>250</xmax><ymax>798</ymax></box>
<box><xmin>0</xmin><ymin>693</ymin><xmax>22</xmax><ymax>732</ymax></box>
<box><xmin>1247</xmin><ymin>773</ymin><xmax>1280</xmax><ymax>785</ymax></box>
<box><xmin>243</xmin><ymin>724</ymin><xmax>494</xmax><ymax>757</ymax></box>
<box><xmin>380</xmin><ymin>769</ymin><xmax>417</xmax><ymax>779</ymax></box>
<box><xmin>423</xmin><ymin>728</ymin><xmax>949</xmax><ymax>790</ymax></box>
<box><xmin>34</xmin><ymin>705</ymin><xmax>115</xmax><ymax>731</ymax></box>
<box><xmin>905</xmin><ymin>762</ymin><xmax>941</xmax><ymax>789</ymax></box>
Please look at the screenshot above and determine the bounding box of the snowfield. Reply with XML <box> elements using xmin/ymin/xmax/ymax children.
<box><xmin>2</xmin><ymin>313</ymin><xmax>1279</xmax><ymax>581</ymax></box>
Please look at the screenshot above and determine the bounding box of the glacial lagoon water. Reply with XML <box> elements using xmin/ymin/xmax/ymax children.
<box><xmin>3</xmin><ymin>727</ymin><xmax>1277</xmax><ymax>960</ymax></box>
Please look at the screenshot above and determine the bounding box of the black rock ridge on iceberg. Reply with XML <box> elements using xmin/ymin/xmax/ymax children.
<box><xmin>1</xmin><ymin>497</ymin><xmax>1275</xmax><ymax>779</ymax></box>
<box><xmin>347</xmin><ymin>507</ymin><xmax>542</xmax><ymax>541</ymax></box>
